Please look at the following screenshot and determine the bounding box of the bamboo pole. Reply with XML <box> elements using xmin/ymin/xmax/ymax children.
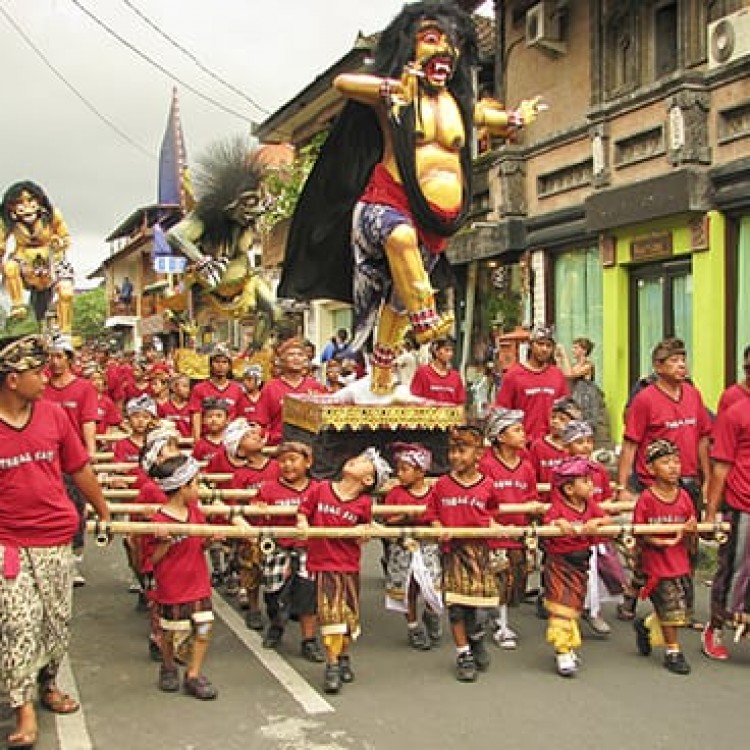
<box><xmin>98</xmin><ymin>473</ymin><xmax>234</xmax><ymax>486</ymax></box>
<box><xmin>97</xmin><ymin>433</ymin><xmax>195</xmax><ymax>446</ymax></box>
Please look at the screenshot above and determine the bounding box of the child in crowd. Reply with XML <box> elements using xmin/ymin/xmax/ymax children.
<box><xmin>228</xmin><ymin>419</ymin><xmax>280</xmax><ymax>629</ymax></box>
<box><xmin>632</xmin><ymin>439</ymin><xmax>697</xmax><ymax>675</ymax></box>
<box><xmin>426</xmin><ymin>426</ymin><xmax>503</xmax><ymax>683</ymax></box>
<box><xmin>480</xmin><ymin>408</ymin><xmax>538</xmax><ymax>650</ymax></box>
<box><xmin>191</xmin><ymin>398</ymin><xmax>229</xmax><ymax>463</ymax></box>
<box><xmin>297</xmin><ymin>448</ymin><xmax>389</xmax><ymax>694</ymax></box>
<box><xmin>122</xmin><ymin>363</ymin><xmax>151</xmax><ymax>403</ymax></box>
<box><xmin>323</xmin><ymin>359</ymin><xmax>345</xmax><ymax>394</ymax></box>
<box><xmin>256</xmin><ymin>441</ymin><xmax>325</xmax><ymax>662</ymax></box>
<box><xmin>238</xmin><ymin>364</ymin><xmax>264</xmax><ymax>422</ymax></box>
<box><xmin>543</xmin><ymin>457</ymin><xmax>611</xmax><ymax>677</ymax></box>
<box><xmin>158</xmin><ymin>374</ymin><xmax>193</xmax><ymax>438</ymax></box>
<box><xmin>148</xmin><ymin>454</ymin><xmax>218</xmax><ymax>700</ymax></box>
<box><xmin>383</xmin><ymin>443</ymin><xmax>442</xmax><ymax>650</ymax></box>
<box><xmin>562</xmin><ymin>420</ymin><xmax>626</xmax><ymax>637</ymax></box>
<box><xmin>113</xmin><ymin>395</ymin><xmax>159</xmax><ymax>464</ymax></box>
<box><xmin>148</xmin><ymin>369</ymin><xmax>170</xmax><ymax>410</ymax></box>
<box><xmin>88</xmin><ymin>367</ymin><xmax>122</xmax><ymax>436</ymax></box>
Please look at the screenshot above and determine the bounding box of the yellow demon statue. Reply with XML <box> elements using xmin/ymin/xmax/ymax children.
<box><xmin>167</xmin><ymin>137</ymin><xmax>278</xmax><ymax>341</ymax></box>
<box><xmin>0</xmin><ymin>181</ymin><xmax>75</xmax><ymax>332</ymax></box>
<box><xmin>280</xmin><ymin>0</ymin><xmax>542</xmax><ymax>393</ymax></box>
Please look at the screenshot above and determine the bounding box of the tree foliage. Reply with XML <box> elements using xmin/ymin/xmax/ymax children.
<box><xmin>73</xmin><ymin>286</ymin><xmax>107</xmax><ymax>342</ymax></box>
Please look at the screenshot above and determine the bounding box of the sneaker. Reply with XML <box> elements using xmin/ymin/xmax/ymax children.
<box><xmin>300</xmin><ymin>639</ymin><xmax>325</xmax><ymax>663</ymax></box>
<box><xmin>128</xmin><ymin>581</ymin><xmax>142</xmax><ymax>594</ymax></box>
<box><xmin>237</xmin><ymin>588</ymin><xmax>250</xmax><ymax>610</ymax></box>
<box><xmin>469</xmin><ymin>636</ymin><xmax>491</xmax><ymax>672</ymax></box>
<box><xmin>701</xmin><ymin>626</ymin><xmax>729</xmax><ymax>661</ymax></box>
<box><xmin>158</xmin><ymin>665</ymin><xmax>180</xmax><ymax>692</ymax></box>
<box><xmin>634</xmin><ymin>617</ymin><xmax>652</xmax><ymax>656</ymax></box>
<box><xmin>663</xmin><ymin>651</ymin><xmax>691</xmax><ymax>675</ymax></box>
<box><xmin>556</xmin><ymin>651</ymin><xmax>577</xmax><ymax>677</ymax></box>
<box><xmin>262</xmin><ymin>625</ymin><xmax>284</xmax><ymax>650</ymax></box>
<box><xmin>338</xmin><ymin>655</ymin><xmax>355</xmax><ymax>683</ymax></box>
<box><xmin>455</xmin><ymin>652</ymin><xmax>477</xmax><ymax>682</ymax></box>
<box><xmin>582</xmin><ymin>612</ymin><xmax>612</xmax><ymax>636</ymax></box>
<box><xmin>323</xmin><ymin>663</ymin><xmax>341</xmax><ymax>694</ymax></box>
<box><xmin>183</xmin><ymin>674</ymin><xmax>218</xmax><ymax>700</ymax></box>
<box><xmin>245</xmin><ymin>609</ymin><xmax>264</xmax><ymax>631</ymax></box>
<box><xmin>408</xmin><ymin>625</ymin><xmax>431</xmax><ymax>651</ymax></box>
<box><xmin>617</xmin><ymin>595</ymin><xmax>637</xmax><ymax>621</ymax></box>
<box><xmin>492</xmin><ymin>627</ymin><xmax>518</xmax><ymax>650</ymax></box>
<box><xmin>71</xmin><ymin>558</ymin><xmax>86</xmax><ymax>588</ymax></box>
<box><xmin>422</xmin><ymin>610</ymin><xmax>442</xmax><ymax>645</ymax></box>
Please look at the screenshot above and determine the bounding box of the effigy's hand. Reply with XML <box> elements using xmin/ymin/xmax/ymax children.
<box><xmin>194</xmin><ymin>256</ymin><xmax>229</xmax><ymax>288</ymax></box>
<box><xmin>398</xmin><ymin>62</ymin><xmax>422</xmax><ymax>106</ymax></box>
<box><xmin>513</xmin><ymin>96</ymin><xmax>546</xmax><ymax>127</ymax></box>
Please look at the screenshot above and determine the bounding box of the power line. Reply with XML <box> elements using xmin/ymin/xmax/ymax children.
<box><xmin>121</xmin><ymin>0</ymin><xmax>269</xmax><ymax>116</ymax></box>
<box><xmin>0</xmin><ymin>5</ymin><xmax>154</xmax><ymax>161</ymax></box>
<box><xmin>68</xmin><ymin>0</ymin><xmax>256</xmax><ymax>125</ymax></box>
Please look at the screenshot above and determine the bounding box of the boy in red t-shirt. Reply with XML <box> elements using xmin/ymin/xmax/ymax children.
<box><xmin>425</xmin><ymin>426</ymin><xmax>503</xmax><ymax>683</ymax></box>
<box><xmin>632</xmin><ymin>439</ymin><xmax>697</xmax><ymax>676</ymax></box>
<box><xmin>148</xmin><ymin>454</ymin><xmax>219</xmax><ymax>700</ymax></box>
<box><xmin>191</xmin><ymin>398</ymin><xmax>229</xmax><ymax>463</ymax></box>
<box><xmin>157</xmin><ymin>374</ymin><xmax>192</xmax><ymax>438</ymax></box>
<box><xmin>383</xmin><ymin>442</ymin><xmax>442</xmax><ymax>651</ymax></box>
<box><xmin>88</xmin><ymin>368</ymin><xmax>122</xmax><ymax>436</ymax></box>
<box><xmin>257</xmin><ymin>441</ymin><xmax>325</xmax><ymax>662</ymax></box>
<box><xmin>480</xmin><ymin>408</ymin><xmax>538</xmax><ymax>650</ymax></box>
<box><xmin>543</xmin><ymin>457</ymin><xmax>611</xmax><ymax>677</ymax></box>
<box><xmin>297</xmin><ymin>448</ymin><xmax>387</xmax><ymax>694</ymax></box>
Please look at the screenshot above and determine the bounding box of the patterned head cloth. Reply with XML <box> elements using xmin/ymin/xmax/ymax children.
<box><xmin>529</xmin><ymin>323</ymin><xmax>555</xmax><ymax>342</ymax></box>
<box><xmin>276</xmin><ymin>441</ymin><xmax>313</xmax><ymax>461</ymax></box>
<box><xmin>141</xmin><ymin>424</ymin><xmax>181</xmax><ymax>474</ymax></box>
<box><xmin>561</xmin><ymin>419</ymin><xmax>594</xmax><ymax>445</ymax></box>
<box><xmin>392</xmin><ymin>442</ymin><xmax>432</xmax><ymax>472</ymax></box>
<box><xmin>49</xmin><ymin>332</ymin><xmax>75</xmax><ymax>355</ymax></box>
<box><xmin>155</xmin><ymin>455</ymin><xmax>200</xmax><ymax>493</ymax></box>
<box><xmin>242</xmin><ymin>364</ymin><xmax>263</xmax><ymax>381</ymax></box>
<box><xmin>485</xmin><ymin>407</ymin><xmax>524</xmax><ymax>441</ymax></box>
<box><xmin>448</xmin><ymin>425</ymin><xmax>484</xmax><ymax>449</ymax></box>
<box><xmin>646</xmin><ymin>438</ymin><xmax>679</xmax><ymax>464</ymax></box>
<box><xmin>362</xmin><ymin>447</ymin><xmax>392</xmax><ymax>492</ymax></box>
<box><xmin>223</xmin><ymin>417</ymin><xmax>260</xmax><ymax>458</ymax></box>
<box><xmin>552</xmin><ymin>396</ymin><xmax>583</xmax><ymax>420</ymax></box>
<box><xmin>552</xmin><ymin>457</ymin><xmax>596</xmax><ymax>489</ymax></box>
<box><xmin>276</xmin><ymin>337</ymin><xmax>305</xmax><ymax>357</ymax></box>
<box><xmin>202</xmin><ymin>397</ymin><xmax>230</xmax><ymax>413</ymax></box>
<box><xmin>0</xmin><ymin>335</ymin><xmax>49</xmax><ymax>374</ymax></box>
<box><xmin>126</xmin><ymin>394</ymin><xmax>157</xmax><ymax>417</ymax></box>
<box><xmin>209</xmin><ymin>343</ymin><xmax>232</xmax><ymax>361</ymax></box>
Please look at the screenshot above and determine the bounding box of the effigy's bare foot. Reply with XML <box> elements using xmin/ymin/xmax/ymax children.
<box><xmin>370</xmin><ymin>366</ymin><xmax>396</xmax><ymax>395</ymax></box>
<box><xmin>413</xmin><ymin>311</ymin><xmax>455</xmax><ymax>345</ymax></box>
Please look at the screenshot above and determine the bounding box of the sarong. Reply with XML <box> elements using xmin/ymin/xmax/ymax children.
<box><xmin>496</xmin><ymin>548</ymin><xmax>529</xmax><ymax>607</ymax></box>
<box><xmin>0</xmin><ymin>544</ymin><xmax>73</xmax><ymax>707</ymax></box>
<box><xmin>711</xmin><ymin>508</ymin><xmax>750</xmax><ymax>627</ymax></box>
<box><xmin>442</xmin><ymin>542</ymin><xmax>500</xmax><ymax>608</ymax></box>
<box><xmin>263</xmin><ymin>548</ymin><xmax>315</xmax><ymax>623</ymax></box>
<box><xmin>649</xmin><ymin>575</ymin><xmax>693</xmax><ymax>626</ymax></box>
<box><xmin>316</xmin><ymin>571</ymin><xmax>361</xmax><ymax>639</ymax></box>
<box><xmin>385</xmin><ymin>540</ymin><xmax>442</xmax><ymax>613</ymax></box>
<box><xmin>158</xmin><ymin>597</ymin><xmax>214</xmax><ymax>632</ymax></box>
<box><xmin>544</xmin><ymin>550</ymin><xmax>590</xmax><ymax>620</ymax></box>
<box><xmin>237</xmin><ymin>539</ymin><xmax>262</xmax><ymax>591</ymax></box>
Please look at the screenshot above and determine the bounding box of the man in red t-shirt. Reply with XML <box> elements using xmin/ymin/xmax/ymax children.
<box><xmin>188</xmin><ymin>345</ymin><xmax>244</xmax><ymax>441</ymax></box>
<box><xmin>410</xmin><ymin>336</ymin><xmax>466</xmax><ymax>405</ymax></box>
<box><xmin>256</xmin><ymin>338</ymin><xmax>325</xmax><ymax>446</ymax></box>
<box><xmin>717</xmin><ymin>344</ymin><xmax>750</xmax><ymax>415</ymax></box>
<box><xmin>495</xmin><ymin>324</ymin><xmax>568</xmax><ymax>441</ymax></box>
<box><xmin>0</xmin><ymin>334</ymin><xmax>109</xmax><ymax>750</ymax></box>
<box><xmin>702</xmin><ymin>399</ymin><xmax>750</xmax><ymax>660</ymax></box>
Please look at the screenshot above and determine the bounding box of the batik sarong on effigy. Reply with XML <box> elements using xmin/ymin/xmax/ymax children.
<box><xmin>385</xmin><ymin>540</ymin><xmax>442</xmax><ymax>613</ymax></box>
<box><xmin>316</xmin><ymin>570</ymin><xmax>361</xmax><ymax>639</ymax></box>
<box><xmin>442</xmin><ymin>542</ymin><xmax>500</xmax><ymax>608</ymax></box>
<box><xmin>544</xmin><ymin>549</ymin><xmax>591</xmax><ymax>619</ymax></box>
<box><xmin>0</xmin><ymin>544</ymin><xmax>72</xmax><ymax>707</ymax></box>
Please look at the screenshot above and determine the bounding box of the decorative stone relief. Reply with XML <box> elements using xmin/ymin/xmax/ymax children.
<box><xmin>666</xmin><ymin>89</ymin><xmax>711</xmax><ymax>165</ymax></box>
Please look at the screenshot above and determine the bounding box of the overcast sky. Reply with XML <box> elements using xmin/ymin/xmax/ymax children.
<box><xmin>1</xmin><ymin>1</ymin><xmax>490</xmax><ymax>282</ymax></box>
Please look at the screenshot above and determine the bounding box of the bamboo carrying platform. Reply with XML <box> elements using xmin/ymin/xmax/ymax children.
<box><xmin>282</xmin><ymin>395</ymin><xmax>465</xmax><ymax>478</ymax></box>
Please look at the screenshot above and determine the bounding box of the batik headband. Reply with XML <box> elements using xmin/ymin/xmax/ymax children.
<box><xmin>552</xmin><ymin>397</ymin><xmax>582</xmax><ymax>420</ymax></box>
<box><xmin>362</xmin><ymin>447</ymin><xmax>392</xmax><ymax>491</ymax></box>
<box><xmin>529</xmin><ymin>323</ymin><xmax>555</xmax><ymax>342</ymax></box>
<box><xmin>552</xmin><ymin>457</ymin><xmax>596</xmax><ymax>488</ymax></box>
<box><xmin>126</xmin><ymin>394</ymin><xmax>157</xmax><ymax>416</ymax></box>
<box><xmin>49</xmin><ymin>333</ymin><xmax>75</xmax><ymax>355</ymax></box>
<box><xmin>155</xmin><ymin>455</ymin><xmax>200</xmax><ymax>492</ymax></box>
<box><xmin>561</xmin><ymin>419</ymin><xmax>594</xmax><ymax>444</ymax></box>
<box><xmin>448</xmin><ymin>425</ymin><xmax>484</xmax><ymax>448</ymax></box>
<box><xmin>276</xmin><ymin>337</ymin><xmax>305</xmax><ymax>357</ymax></box>
<box><xmin>391</xmin><ymin>442</ymin><xmax>432</xmax><ymax>472</ymax></box>
<box><xmin>243</xmin><ymin>364</ymin><xmax>263</xmax><ymax>381</ymax></box>
<box><xmin>276</xmin><ymin>441</ymin><xmax>313</xmax><ymax>460</ymax></box>
<box><xmin>0</xmin><ymin>335</ymin><xmax>49</xmax><ymax>374</ymax></box>
<box><xmin>223</xmin><ymin>417</ymin><xmax>260</xmax><ymax>458</ymax></box>
<box><xmin>141</xmin><ymin>425</ymin><xmax>180</xmax><ymax>474</ymax></box>
<box><xmin>485</xmin><ymin>407</ymin><xmax>524</xmax><ymax>440</ymax></box>
<box><xmin>646</xmin><ymin>438</ymin><xmax>679</xmax><ymax>463</ymax></box>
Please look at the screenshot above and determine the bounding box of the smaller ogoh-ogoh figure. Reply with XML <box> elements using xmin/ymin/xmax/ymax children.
<box><xmin>0</xmin><ymin>181</ymin><xmax>75</xmax><ymax>332</ymax></box>
<box><xmin>280</xmin><ymin>1</ymin><xmax>543</xmax><ymax>394</ymax></box>
<box><xmin>167</xmin><ymin>137</ymin><xmax>278</xmax><ymax>343</ymax></box>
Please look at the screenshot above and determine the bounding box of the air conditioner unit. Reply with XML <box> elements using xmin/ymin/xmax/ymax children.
<box><xmin>525</xmin><ymin>1</ymin><xmax>566</xmax><ymax>54</ymax></box>
<box><xmin>708</xmin><ymin>9</ymin><xmax>750</xmax><ymax>69</ymax></box>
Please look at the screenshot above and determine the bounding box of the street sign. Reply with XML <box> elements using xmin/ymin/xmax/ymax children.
<box><xmin>153</xmin><ymin>255</ymin><xmax>187</xmax><ymax>274</ymax></box>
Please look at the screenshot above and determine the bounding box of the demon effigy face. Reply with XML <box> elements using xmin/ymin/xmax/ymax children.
<box><xmin>9</xmin><ymin>190</ymin><xmax>41</xmax><ymax>225</ymax></box>
<box><xmin>414</xmin><ymin>18</ymin><xmax>459</xmax><ymax>90</ymax></box>
<box><xmin>225</xmin><ymin>189</ymin><xmax>263</xmax><ymax>228</ymax></box>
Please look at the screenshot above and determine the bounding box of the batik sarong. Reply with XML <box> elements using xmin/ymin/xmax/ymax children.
<box><xmin>544</xmin><ymin>550</ymin><xmax>591</xmax><ymax>620</ymax></box>
<box><xmin>496</xmin><ymin>548</ymin><xmax>529</xmax><ymax>608</ymax></box>
<box><xmin>648</xmin><ymin>575</ymin><xmax>693</xmax><ymax>626</ymax></box>
<box><xmin>0</xmin><ymin>544</ymin><xmax>72</xmax><ymax>707</ymax></box>
<box><xmin>385</xmin><ymin>540</ymin><xmax>442</xmax><ymax>613</ymax></box>
<box><xmin>237</xmin><ymin>539</ymin><xmax>262</xmax><ymax>591</ymax></box>
<box><xmin>442</xmin><ymin>542</ymin><xmax>500</xmax><ymax>608</ymax></box>
<box><xmin>316</xmin><ymin>571</ymin><xmax>361</xmax><ymax>639</ymax></box>
<box><xmin>711</xmin><ymin>508</ymin><xmax>750</xmax><ymax>627</ymax></box>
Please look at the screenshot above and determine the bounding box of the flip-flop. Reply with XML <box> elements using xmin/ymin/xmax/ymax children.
<box><xmin>40</xmin><ymin>689</ymin><xmax>79</xmax><ymax>714</ymax></box>
<box><xmin>6</xmin><ymin>727</ymin><xmax>38</xmax><ymax>749</ymax></box>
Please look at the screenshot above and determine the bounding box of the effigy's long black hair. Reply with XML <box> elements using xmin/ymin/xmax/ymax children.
<box><xmin>279</xmin><ymin>1</ymin><xmax>477</xmax><ymax>304</ymax></box>
<box><xmin>1</xmin><ymin>181</ymin><xmax>54</xmax><ymax>227</ymax></box>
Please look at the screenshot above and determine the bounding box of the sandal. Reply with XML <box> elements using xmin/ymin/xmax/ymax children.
<box><xmin>7</xmin><ymin>728</ymin><xmax>38</xmax><ymax>749</ymax></box>
<box><xmin>40</xmin><ymin>688</ymin><xmax>79</xmax><ymax>714</ymax></box>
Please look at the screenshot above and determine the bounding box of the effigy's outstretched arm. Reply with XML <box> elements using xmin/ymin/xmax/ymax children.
<box><xmin>167</xmin><ymin>214</ymin><xmax>207</xmax><ymax>264</ymax></box>
<box><xmin>475</xmin><ymin>95</ymin><xmax>545</xmax><ymax>139</ymax></box>
<box><xmin>335</xmin><ymin>65</ymin><xmax>419</xmax><ymax>111</ymax></box>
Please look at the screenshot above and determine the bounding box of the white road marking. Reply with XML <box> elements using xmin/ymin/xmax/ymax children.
<box><xmin>212</xmin><ymin>593</ymin><xmax>334</xmax><ymax>715</ymax></box>
<box><xmin>55</xmin><ymin>654</ymin><xmax>93</xmax><ymax>750</ymax></box>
